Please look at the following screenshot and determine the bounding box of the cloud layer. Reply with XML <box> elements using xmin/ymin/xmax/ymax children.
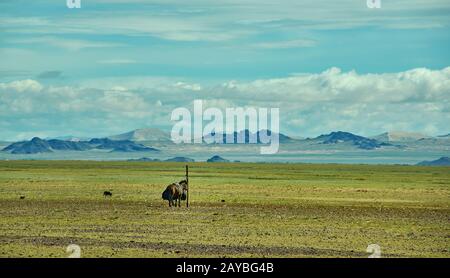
<box><xmin>1</xmin><ymin>0</ymin><xmax>449</xmax><ymax>85</ymax></box>
<box><xmin>0</xmin><ymin>67</ymin><xmax>449</xmax><ymax>141</ymax></box>
<box><xmin>2</xmin><ymin>0</ymin><xmax>449</xmax><ymax>42</ymax></box>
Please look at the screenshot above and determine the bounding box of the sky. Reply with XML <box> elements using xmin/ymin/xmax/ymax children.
<box><xmin>0</xmin><ymin>0</ymin><xmax>449</xmax><ymax>141</ymax></box>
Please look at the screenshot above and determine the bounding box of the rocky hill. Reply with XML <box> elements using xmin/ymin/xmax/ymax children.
<box><xmin>207</xmin><ymin>155</ymin><xmax>230</xmax><ymax>162</ymax></box>
<box><xmin>2</xmin><ymin>137</ymin><xmax>158</xmax><ymax>154</ymax></box>
<box><xmin>417</xmin><ymin>157</ymin><xmax>450</xmax><ymax>166</ymax></box>
<box><xmin>203</xmin><ymin>129</ymin><xmax>294</xmax><ymax>144</ymax></box>
<box><xmin>313</xmin><ymin>131</ymin><xmax>390</xmax><ymax>150</ymax></box>
<box><xmin>108</xmin><ymin>128</ymin><xmax>171</xmax><ymax>142</ymax></box>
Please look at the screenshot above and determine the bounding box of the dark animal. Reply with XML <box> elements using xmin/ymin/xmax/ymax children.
<box><xmin>20</xmin><ymin>196</ymin><xmax>25</xmax><ymax>200</ymax></box>
<box><xmin>162</xmin><ymin>180</ymin><xmax>187</xmax><ymax>207</ymax></box>
<box><xmin>103</xmin><ymin>191</ymin><xmax>112</xmax><ymax>197</ymax></box>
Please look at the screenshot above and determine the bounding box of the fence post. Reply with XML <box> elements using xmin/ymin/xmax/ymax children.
<box><xmin>185</xmin><ymin>165</ymin><xmax>189</xmax><ymax>208</ymax></box>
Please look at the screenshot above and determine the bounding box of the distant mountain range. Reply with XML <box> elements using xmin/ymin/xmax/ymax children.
<box><xmin>202</xmin><ymin>129</ymin><xmax>295</xmax><ymax>144</ymax></box>
<box><xmin>43</xmin><ymin>129</ymin><xmax>443</xmax><ymax>144</ymax></box>
<box><xmin>2</xmin><ymin>137</ymin><xmax>158</xmax><ymax>154</ymax></box>
<box><xmin>88</xmin><ymin>138</ymin><xmax>158</xmax><ymax>152</ymax></box>
<box><xmin>128</xmin><ymin>155</ymin><xmax>450</xmax><ymax>165</ymax></box>
<box><xmin>308</xmin><ymin>131</ymin><xmax>392</xmax><ymax>150</ymax></box>
<box><xmin>45</xmin><ymin>135</ymin><xmax>90</xmax><ymax>142</ymax></box>
<box><xmin>126</xmin><ymin>156</ymin><xmax>231</xmax><ymax>163</ymax></box>
<box><xmin>165</xmin><ymin>156</ymin><xmax>195</xmax><ymax>162</ymax></box>
<box><xmin>371</xmin><ymin>131</ymin><xmax>429</xmax><ymax>142</ymax></box>
<box><xmin>2</xmin><ymin>137</ymin><xmax>55</xmax><ymax>154</ymax></box>
<box><xmin>128</xmin><ymin>156</ymin><xmax>194</xmax><ymax>162</ymax></box>
<box><xmin>2</xmin><ymin>128</ymin><xmax>449</xmax><ymax>155</ymax></box>
<box><xmin>417</xmin><ymin>157</ymin><xmax>450</xmax><ymax>166</ymax></box>
<box><xmin>207</xmin><ymin>155</ymin><xmax>230</xmax><ymax>162</ymax></box>
<box><xmin>109</xmin><ymin>128</ymin><xmax>171</xmax><ymax>142</ymax></box>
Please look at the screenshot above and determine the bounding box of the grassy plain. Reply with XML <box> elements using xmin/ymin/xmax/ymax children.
<box><xmin>0</xmin><ymin>161</ymin><xmax>448</xmax><ymax>257</ymax></box>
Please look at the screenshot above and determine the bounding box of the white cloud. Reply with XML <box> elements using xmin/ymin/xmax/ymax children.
<box><xmin>174</xmin><ymin>82</ymin><xmax>202</xmax><ymax>91</ymax></box>
<box><xmin>1</xmin><ymin>0</ymin><xmax>449</xmax><ymax>44</ymax></box>
<box><xmin>0</xmin><ymin>66</ymin><xmax>449</xmax><ymax>139</ymax></box>
<box><xmin>219</xmin><ymin>67</ymin><xmax>450</xmax><ymax>105</ymax></box>
<box><xmin>0</xmin><ymin>79</ymin><xmax>43</xmax><ymax>92</ymax></box>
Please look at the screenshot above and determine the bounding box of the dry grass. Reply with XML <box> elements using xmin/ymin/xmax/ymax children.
<box><xmin>0</xmin><ymin>161</ymin><xmax>448</xmax><ymax>257</ymax></box>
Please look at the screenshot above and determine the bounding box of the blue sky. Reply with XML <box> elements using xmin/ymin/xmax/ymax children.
<box><xmin>0</xmin><ymin>0</ymin><xmax>449</xmax><ymax>141</ymax></box>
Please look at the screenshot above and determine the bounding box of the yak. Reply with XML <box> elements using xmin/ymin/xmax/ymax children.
<box><xmin>162</xmin><ymin>180</ymin><xmax>187</xmax><ymax>207</ymax></box>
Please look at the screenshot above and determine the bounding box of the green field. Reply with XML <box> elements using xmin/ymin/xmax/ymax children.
<box><xmin>0</xmin><ymin>161</ymin><xmax>448</xmax><ymax>258</ymax></box>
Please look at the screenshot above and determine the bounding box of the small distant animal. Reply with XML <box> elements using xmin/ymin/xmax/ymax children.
<box><xmin>162</xmin><ymin>180</ymin><xmax>187</xmax><ymax>207</ymax></box>
<box><xmin>103</xmin><ymin>191</ymin><xmax>112</xmax><ymax>197</ymax></box>
<box><xmin>20</xmin><ymin>196</ymin><xmax>25</xmax><ymax>200</ymax></box>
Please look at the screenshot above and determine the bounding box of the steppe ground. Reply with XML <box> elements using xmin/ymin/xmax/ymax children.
<box><xmin>0</xmin><ymin>161</ymin><xmax>448</xmax><ymax>257</ymax></box>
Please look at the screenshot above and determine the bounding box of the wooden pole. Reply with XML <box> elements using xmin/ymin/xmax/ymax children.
<box><xmin>185</xmin><ymin>165</ymin><xmax>189</xmax><ymax>208</ymax></box>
